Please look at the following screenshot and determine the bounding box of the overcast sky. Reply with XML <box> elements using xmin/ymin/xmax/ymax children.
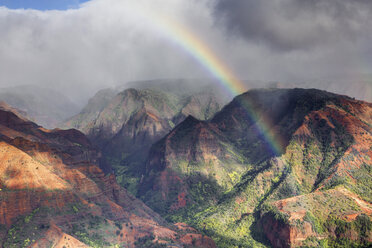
<box><xmin>0</xmin><ymin>0</ymin><xmax>371</xmax><ymax>104</ymax></box>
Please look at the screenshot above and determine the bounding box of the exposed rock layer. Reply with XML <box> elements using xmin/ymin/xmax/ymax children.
<box><xmin>0</xmin><ymin>107</ymin><xmax>216</xmax><ymax>248</ymax></box>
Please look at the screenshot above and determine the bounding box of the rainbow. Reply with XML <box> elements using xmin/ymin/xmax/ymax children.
<box><xmin>134</xmin><ymin>8</ymin><xmax>284</xmax><ymax>155</ymax></box>
<box><xmin>155</xmin><ymin>17</ymin><xmax>246</xmax><ymax>97</ymax></box>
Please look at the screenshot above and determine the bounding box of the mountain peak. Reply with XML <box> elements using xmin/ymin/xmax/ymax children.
<box><xmin>179</xmin><ymin>114</ymin><xmax>200</xmax><ymax>126</ymax></box>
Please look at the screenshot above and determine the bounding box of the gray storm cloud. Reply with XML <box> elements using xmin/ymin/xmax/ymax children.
<box><xmin>0</xmin><ymin>0</ymin><xmax>371</xmax><ymax>105</ymax></box>
<box><xmin>214</xmin><ymin>0</ymin><xmax>372</xmax><ymax>51</ymax></box>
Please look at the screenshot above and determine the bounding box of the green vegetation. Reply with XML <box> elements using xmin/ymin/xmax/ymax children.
<box><xmin>3</xmin><ymin>208</ymin><xmax>46</xmax><ymax>248</ymax></box>
<box><xmin>134</xmin><ymin>235</ymin><xmax>167</xmax><ymax>248</ymax></box>
<box><xmin>72</xmin><ymin>205</ymin><xmax>79</xmax><ymax>213</ymax></box>
<box><xmin>260</xmin><ymin>203</ymin><xmax>289</xmax><ymax>224</ymax></box>
<box><xmin>1</xmin><ymin>201</ymin><xmax>123</xmax><ymax>248</ymax></box>
<box><xmin>304</xmin><ymin>211</ymin><xmax>323</xmax><ymax>234</ymax></box>
<box><xmin>158</xmin><ymin>157</ymin><xmax>288</xmax><ymax>247</ymax></box>
<box><xmin>71</xmin><ymin>222</ymin><xmax>111</xmax><ymax>247</ymax></box>
<box><xmin>24</xmin><ymin>208</ymin><xmax>39</xmax><ymax>224</ymax></box>
<box><xmin>300</xmin><ymin>236</ymin><xmax>329</xmax><ymax>248</ymax></box>
<box><xmin>324</xmin><ymin>214</ymin><xmax>372</xmax><ymax>247</ymax></box>
<box><xmin>348</xmin><ymin>162</ymin><xmax>372</xmax><ymax>202</ymax></box>
<box><xmin>108</xmin><ymin>155</ymin><xmax>142</xmax><ymax>196</ymax></box>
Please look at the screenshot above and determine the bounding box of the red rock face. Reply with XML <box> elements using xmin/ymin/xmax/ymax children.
<box><xmin>0</xmin><ymin>108</ymin><xmax>216</xmax><ymax>247</ymax></box>
<box><xmin>31</xmin><ymin>224</ymin><xmax>89</xmax><ymax>248</ymax></box>
<box><xmin>261</xmin><ymin>213</ymin><xmax>291</xmax><ymax>248</ymax></box>
<box><xmin>261</xmin><ymin>190</ymin><xmax>370</xmax><ymax>248</ymax></box>
<box><xmin>262</xmin><ymin>213</ymin><xmax>321</xmax><ymax>248</ymax></box>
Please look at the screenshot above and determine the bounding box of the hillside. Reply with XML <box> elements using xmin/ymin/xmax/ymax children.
<box><xmin>64</xmin><ymin>82</ymin><xmax>229</xmax><ymax>194</ymax></box>
<box><xmin>138</xmin><ymin>88</ymin><xmax>372</xmax><ymax>247</ymax></box>
<box><xmin>0</xmin><ymin>107</ymin><xmax>216</xmax><ymax>248</ymax></box>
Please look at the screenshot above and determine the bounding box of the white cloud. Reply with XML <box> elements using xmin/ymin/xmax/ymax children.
<box><xmin>0</xmin><ymin>0</ymin><xmax>371</xmax><ymax>104</ymax></box>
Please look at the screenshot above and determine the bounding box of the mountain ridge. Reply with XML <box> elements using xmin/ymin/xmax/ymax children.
<box><xmin>63</xmin><ymin>83</ymin><xmax>229</xmax><ymax>194</ymax></box>
<box><xmin>0</xmin><ymin>106</ymin><xmax>216</xmax><ymax>248</ymax></box>
<box><xmin>138</xmin><ymin>88</ymin><xmax>372</xmax><ymax>247</ymax></box>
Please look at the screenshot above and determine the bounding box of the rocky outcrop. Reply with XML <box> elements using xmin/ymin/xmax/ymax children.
<box><xmin>261</xmin><ymin>188</ymin><xmax>372</xmax><ymax>247</ymax></box>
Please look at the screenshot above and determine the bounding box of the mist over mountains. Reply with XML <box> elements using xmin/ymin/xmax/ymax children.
<box><xmin>0</xmin><ymin>85</ymin><xmax>79</xmax><ymax>128</ymax></box>
<box><xmin>0</xmin><ymin>78</ymin><xmax>369</xmax><ymax>130</ymax></box>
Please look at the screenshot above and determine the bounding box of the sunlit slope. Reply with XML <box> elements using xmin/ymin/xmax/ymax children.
<box><xmin>0</xmin><ymin>107</ymin><xmax>216</xmax><ymax>248</ymax></box>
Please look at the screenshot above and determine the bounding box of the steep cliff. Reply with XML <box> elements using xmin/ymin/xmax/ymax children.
<box><xmin>0</xmin><ymin>107</ymin><xmax>216</xmax><ymax>248</ymax></box>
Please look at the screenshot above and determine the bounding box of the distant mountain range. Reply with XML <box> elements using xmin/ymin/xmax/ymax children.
<box><xmin>1</xmin><ymin>78</ymin><xmax>369</xmax><ymax>131</ymax></box>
